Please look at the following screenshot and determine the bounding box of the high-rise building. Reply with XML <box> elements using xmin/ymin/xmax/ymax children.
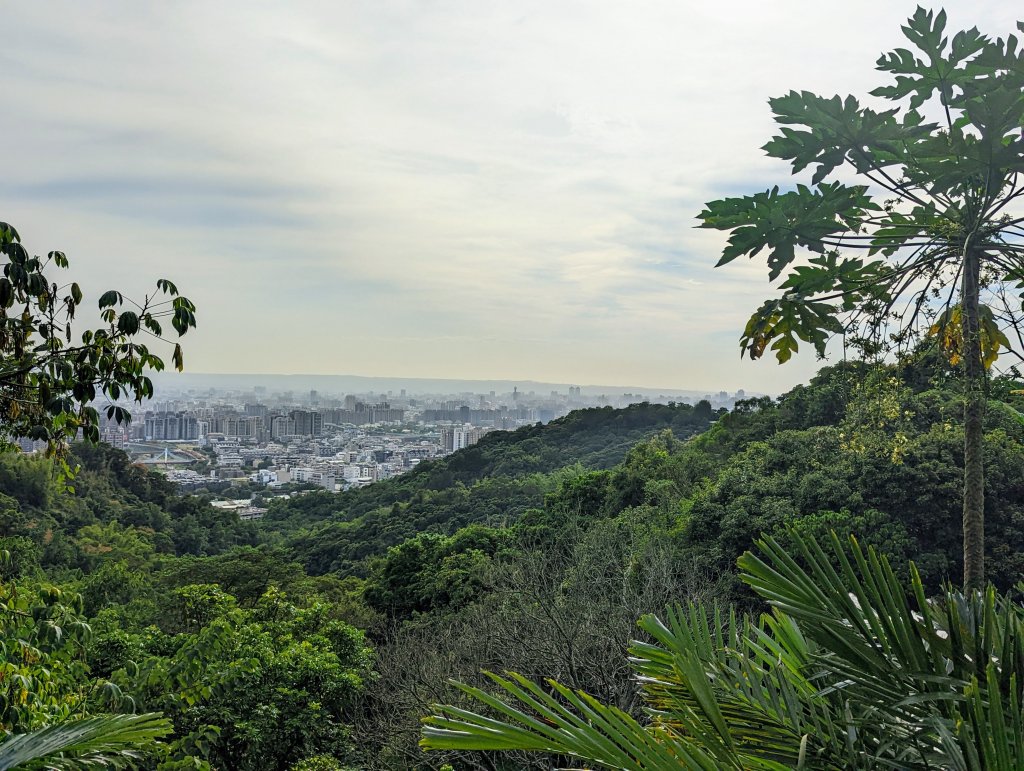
<box><xmin>289</xmin><ymin>410</ymin><xmax>323</xmax><ymax>437</ymax></box>
<box><xmin>219</xmin><ymin>415</ymin><xmax>263</xmax><ymax>439</ymax></box>
<box><xmin>144</xmin><ymin>412</ymin><xmax>199</xmax><ymax>441</ymax></box>
<box><xmin>269</xmin><ymin>415</ymin><xmax>295</xmax><ymax>439</ymax></box>
<box><xmin>440</xmin><ymin>425</ymin><xmax>489</xmax><ymax>452</ymax></box>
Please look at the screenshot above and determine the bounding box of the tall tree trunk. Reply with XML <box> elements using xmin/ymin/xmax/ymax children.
<box><xmin>961</xmin><ymin>246</ymin><xmax>985</xmax><ymax>591</ymax></box>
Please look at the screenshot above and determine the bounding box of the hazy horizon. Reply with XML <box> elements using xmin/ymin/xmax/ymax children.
<box><xmin>2</xmin><ymin>2</ymin><xmax>1015</xmax><ymax>393</ymax></box>
<box><xmin>150</xmin><ymin>369</ymin><xmax>755</xmax><ymax>398</ymax></box>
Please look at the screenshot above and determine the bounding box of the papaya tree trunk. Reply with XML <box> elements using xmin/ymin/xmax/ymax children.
<box><xmin>961</xmin><ymin>245</ymin><xmax>985</xmax><ymax>591</ymax></box>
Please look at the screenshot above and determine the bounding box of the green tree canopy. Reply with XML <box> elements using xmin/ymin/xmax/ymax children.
<box><xmin>0</xmin><ymin>220</ymin><xmax>196</xmax><ymax>468</ymax></box>
<box><xmin>0</xmin><ymin>216</ymin><xmax>196</xmax><ymax>767</ymax></box>
<box><xmin>697</xmin><ymin>8</ymin><xmax>1024</xmax><ymax>588</ymax></box>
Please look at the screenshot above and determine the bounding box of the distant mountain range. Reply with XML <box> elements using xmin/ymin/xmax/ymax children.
<box><xmin>150</xmin><ymin>371</ymin><xmax>735</xmax><ymax>399</ymax></box>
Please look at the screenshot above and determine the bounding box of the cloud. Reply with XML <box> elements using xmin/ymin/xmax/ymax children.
<box><xmin>0</xmin><ymin>1</ymin><xmax>1015</xmax><ymax>392</ymax></box>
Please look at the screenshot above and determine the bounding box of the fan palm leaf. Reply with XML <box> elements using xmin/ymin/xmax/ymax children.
<box><xmin>422</xmin><ymin>530</ymin><xmax>1024</xmax><ymax>769</ymax></box>
<box><xmin>0</xmin><ymin>712</ymin><xmax>171</xmax><ymax>770</ymax></box>
<box><xmin>423</xmin><ymin>670</ymin><xmax>784</xmax><ymax>769</ymax></box>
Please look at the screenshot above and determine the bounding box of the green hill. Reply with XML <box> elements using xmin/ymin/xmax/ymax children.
<box><xmin>264</xmin><ymin>400</ymin><xmax>719</xmax><ymax>575</ymax></box>
<box><xmin>6</xmin><ymin>356</ymin><xmax>1024</xmax><ymax>769</ymax></box>
<box><xmin>0</xmin><ymin>442</ymin><xmax>259</xmax><ymax>578</ymax></box>
<box><xmin>356</xmin><ymin>356</ymin><xmax>1024</xmax><ymax>626</ymax></box>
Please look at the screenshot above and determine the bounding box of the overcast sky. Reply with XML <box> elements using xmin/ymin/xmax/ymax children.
<box><xmin>1</xmin><ymin>1</ymin><xmax>1016</xmax><ymax>392</ymax></box>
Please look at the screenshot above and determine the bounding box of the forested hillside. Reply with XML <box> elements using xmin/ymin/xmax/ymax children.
<box><xmin>0</xmin><ymin>444</ymin><xmax>373</xmax><ymax>769</ymax></box>
<box><xmin>354</xmin><ymin>356</ymin><xmax>1024</xmax><ymax>767</ymax></box>
<box><xmin>0</xmin><ymin>397</ymin><xmax>719</xmax><ymax>768</ymax></box>
<box><xmin>0</xmin><ymin>442</ymin><xmax>259</xmax><ymax>578</ymax></box>
<box><xmin>6</xmin><ymin>356</ymin><xmax>1024</xmax><ymax>768</ymax></box>
<box><xmin>263</xmin><ymin>400</ymin><xmax>719</xmax><ymax>575</ymax></box>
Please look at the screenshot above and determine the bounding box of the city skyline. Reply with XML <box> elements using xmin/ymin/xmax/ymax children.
<box><xmin>93</xmin><ymin>377</ymin><xmax>736</xmax><ymax>497</ymax></box>
<box><xmin>147</xmin><ymin>369</ymin><xmax>754</xmax><ymax>399</ymax></box>
<box><xmin>2</xmin><ymin>2</ymin><xmax>1015</xmax><ymax>393</ymax></box>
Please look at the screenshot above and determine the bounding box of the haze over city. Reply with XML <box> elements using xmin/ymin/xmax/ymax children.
<box><xmin>1</xmin><ymin>1</ymin><xmax>1015</xmax><ymax>392</ymax></box>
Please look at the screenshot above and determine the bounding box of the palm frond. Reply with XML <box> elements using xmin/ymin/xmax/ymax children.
<box><xmin>630</xmin><ymin>606</ymin><xmax>843</xmax><ymax>768</ymax></box>
<box><xmin>740</xmin><ymin>531</ymin><xmax>1024</xmax><ymax>765</ymax></box>
<box><xmin>932</xmin><ymin>666</ymin><xmax>1024</xmax><ymax>771</ymax></box>
<box><xmin>0</xmin><ymin>713</ymin><xmax>171</xmax><ymax>770</ymax></box>
<box><xmin>421</xmin><ymin>670</ymin><xmax>744</xmax><ymax>770</ymax></box>
<box><xmin>421</xmin><ymin>529</ymin><xmax>1024</xmax><ymax>769</ymax></box>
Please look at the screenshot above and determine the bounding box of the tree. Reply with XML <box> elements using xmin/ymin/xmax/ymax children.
<box><xmin>0</xmin><ymin>572</ymin><xmax>171</xmax><ymax>768</ymax></box>
<box><xmin>422</xmin><ymin>530</ymin><xmax>1024</xmax><ymax>769</ymax></box>
<box><xmin>696</xmin><ymin>10</ymin><xmax>1024</xmax><ymax>589</ymax></box>
<box><xmin>111</xmin><ymin>588</ymin><xmax>373</xmax><ymax>770</ymax></box>
<box><xmin>0</xmin><ymin>217</ymin><xmax>196</xmax><ymax>766</ymax></box>
<box><xmin>0</xmin><ymin>220</ymin><xmax>196</xmax><ymax>468</ymax></box>
<box><xmin>357</xmin><ymin>512</ymin><xmax>725</xmax><ymax>769</ymax></box>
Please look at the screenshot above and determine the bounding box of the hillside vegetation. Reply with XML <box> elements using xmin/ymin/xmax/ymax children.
<box><xmin>6</xmin><ymin>356</ymin><xmax>1024</xmax><ymax>768</ymax></box>
<box><xmin>264</xmin><ymin>400</ymin><xmax>719</xmax><ymax>575</ymax></box>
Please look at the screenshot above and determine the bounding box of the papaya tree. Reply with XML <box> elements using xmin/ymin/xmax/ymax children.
<box><xmin>0</xmin><ymin>220</ymin><xmax>196</xmax><ymax>470</ymax></box>
<box><xmin>697</xmin><ymin>8</ymin><xmax>1024</xmax><ymax>589</ymax></box>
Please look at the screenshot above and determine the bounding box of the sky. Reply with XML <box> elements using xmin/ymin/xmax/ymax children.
<box><xmin>0</xmin><ymin>1</ymin><xmax>1018</xmax><ymax>393</ymax></box>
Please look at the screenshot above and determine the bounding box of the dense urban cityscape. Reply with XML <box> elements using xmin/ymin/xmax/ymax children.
<box><xmin>32</xmin><ymin>382</ymin><xmax>752</xmax><ymax>515</ymax></box>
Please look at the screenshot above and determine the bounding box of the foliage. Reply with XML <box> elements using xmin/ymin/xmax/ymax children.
<box><xmin>0</xmin><ymin>576</ymin><xmax>172</xmax><ymax>769</ymax></box>
<box><xmin>698</xmin><ymin>8</ymin><xmax>1024</xmax><ymax>588</ymax></box>
<box><xmin>0</xmin><ymin>712</ymin><xmax>172</xmax><ymax>770</ymax></box>
<box><xmin>0</xmin><ymin>221</ymin><xmax>196</xmax><ymax>464</ymax></box>
<box><xmin>0</xmin><ymin>535</ymin><xmax>40</xmax><ymax>580</ymax></box>
<box><xmin>363</xmin><ymin>526</ymin><xmax>506</xmax><ymax>619</ymax></box>
<box><xmin>156</xmin><ymin>546</ymin><xmax>310</xmax><ymax>607</ymax></box>
<box><xmin>0</xmin><ymin>581</ymin><xmax>94</xmax><ymax>734</ymax></box>
<box><xmin>0</xmin><ymin>443</ymin><xmax>258</xmax><ymax>575</ymax></box>
<box><xmin>108</xmin><ymin>586</ymin><xmax>374</xmax><ymax>770</ymax></box>
<box><xmin>422</xmin><ymin>530</ymin><xmax>1024</xmax><ymax>769</ymax></box>
<box><xmin>0</xmin><ymin>217</ymin><xmax>205</xmax><ymax>769</ymax></box>
<box><xmin>358</xmin><ymin>514</ymin><xmax>723</xmax><ymax>769</ymax></box>
<box><xmin>289</xmin><ymin>756</ymin><xmax>348</xmax><ymax>771</ymax></box>
<box><xmin>681</xmin><ymin>358</ymin><xmax>1024</xmax><ymax>593</ymax></box>
<box><xmin>698</xmin><ymin>9</ymin><xmax>1024</xmax><ymax>364</ymax></box>
<box><xmin>270</xmin><ymin>402</ymin><xmax>717</xmax><ymax>577</ymax></box>
<box><xmin>7</xmin><ymin>341</ymin><xmax>1024</xmax><ymax>768</ymax></box>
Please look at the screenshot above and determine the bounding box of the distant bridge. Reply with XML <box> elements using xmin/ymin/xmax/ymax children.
<box><xmin>126</xmin><ymin>442</ymin><xmax>205</xmax><ymax>466</ymax></box>
<box><xmin>135</xmin><ymin>447</ymin><xmax>194</xmax><ymax>465</ymax></box>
